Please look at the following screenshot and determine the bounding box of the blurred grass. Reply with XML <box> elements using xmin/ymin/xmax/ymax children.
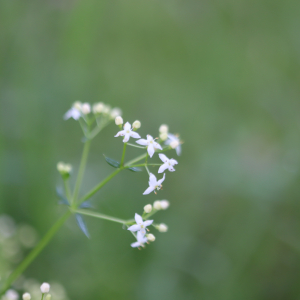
<box><xmin>1</xmin><ymin>0</ymin><xmax>300</xmax><ymax>299</ymax></box>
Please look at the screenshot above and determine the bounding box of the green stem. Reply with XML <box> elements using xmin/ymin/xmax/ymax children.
<box><xmin>145</xmin><ymin>165</ymin><xmax>150</xmax><ymax>175</ymax></box>
<box><xmin>120</xmin><ymin>143</ymin><xmax>127</xmax><ymax>166</ymax></box>
<box><xmin>41</xmin><ymin>294</ymin><xmax>44</xmax><ymax>300</ymax></box>
<box><xmin>73</xmin><ymin>140</ymin><xmax>91</xmax><ymax>203</ymax></box>
<box><xmin>144</xmin><ymin>209</ymin><xmax>158</xmax><ymax>220</ymax></box>
<box><xmin>75</xmin><ymin>209</ymin><xmax>127</xmax><ymax>224</ymax></box>
<box><xmin>88</xmin><ymin>119</ymin><xmax>110</xmax><ymax>139</ymax></box>
<box><xmin>0</xmin><ymin>211</ymin><xmax>71</xmax><ymax>296</ymax></box>
<box><xmin>124</xmin><ymin>153</ymin><xmax>147</xmax><ymax>166</ymax></box>
<box><xmin>123</xmin><ymin>163</ymin><xmax>162</xmax><ymax>168</ymax></box>
<box><xmin>63</xmin><ymin>178</ymin><xmax>72</xmax><ymax>203</ymax></box>
<box><xmin>126</xmin><ymin>143</ymin><xmax>146</xmax><ymax>149</ymax></box>
<box><xmin>77</xmin><ymin>169</ymin><xmax>121</xmax><ymax>205</ymax></box>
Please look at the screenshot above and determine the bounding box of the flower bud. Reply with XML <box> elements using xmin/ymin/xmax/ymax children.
<box><xmin>102</xmin><ymin>105</ymin><xmax>111</xmax><ymax>114</ymax></box>
<box><xmin>57</xmin><ymin>162</ymin><xmax>72</xmax><ymax>176</ymax></box>
<box><xmin>170</xmin><ymin>140</ymin><xmax>180</xmax><ymax>149</ymax></box>
<box><xmin>132</xmin><ymin>120</ymin><xmax>141</xmax><ymax>129</ymax></box>
<box><xmin>160</xmin><ymin>200</ymin><xmax>170</xmax><ymax>210</ymax></box>
<box><xmin>158</xmin><ymin>223</ymin><xmax>168</xmax><ymax>232</ymax></box>
<box><xmin>73</xmin><ymin>101</ymin><xmax>82</xmax><ymax>111</ymax></box>
<box><xmin>5</xmin><ymin>290</ymin><xmax>18</xmax><ymax>300</ymax></box>
<box><xmin>110</xmin><ymin>108</ymin><xmax>122</xmax><ymax>119</ymax></box>
<box><xmin>159</xmin><ymin>132</ymin><xmax>168</xmax><ymax>141</ymax></box>
<box><xmin>23</xmin><ymin>293</ymin><xmax>31</xmax><ymax>300</ymax></box>
<box><xmin>115</xmin><ymin>116</ymin><xmax>123</xmax><ymax>126</ymax></box>
<box><xmin>81</xmin><ymin>103</ymin><xmax>91</xmax><ymax>115</ymax></box>
<box><xmin>159</xmin><ymin>124</ymin><xmax>168</xmax><ymax>133</ymax></box>
<box><xmin>45</xmin><ymin>295</ymin><xmax>52</xmax><ymax>300</ymax></box>
<box><xmin>144</xmin><ymin>204</ymin><xmax>152</xmax><ymax>213</ymax></box>
<box><xmin>146</xmin><ymin>233</ymin><xmax>156</xmax><ymax>242</ymax></box>
<box><xmin>92</xmin><ymin>102</ymin><xmax>105</xmax><ymax>114</ymax></box>
<box><xmin>153</xmin><ymin>201</ymin><xmax>162</xmax><ymax>210</ymax></box>
<box><xmin>40</xmin><ymin>283</ymin><xmax>50</xmax><ymax>294</ymax></box>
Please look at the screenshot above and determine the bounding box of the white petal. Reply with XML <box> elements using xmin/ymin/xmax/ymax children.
<box><xmin>170</xmin><ymin>159</ymin><xmax>178</xmax><ymax>165</ymax></box>
<box><xmin>131</xmin><ymin>241</ymin><xmax>141</xmax><ymax>248</ymax></box>
<box><xmin>143</xmin><ymin>220</ymin><xmax>153</xmax><ymax>227</ymax></box>
<box><xmin>128</xmin><ymin>224</ymin><xmax>141</xmax><ymax>232</ymax></box>
<box><xmin>147</xmin><ymin>135</ymin><xmax>154</xmax><ymax>142</ymax></box>
<box><xmin>139</xmin><ymin>228</ymin><xmax>146</xmax><ymax>236</ymax></box>
<box><xmin>64</xmin><ymin>108</ymin><xmax>81</xmax><ymax>120</ymax></box>
<box><xmin>167</xmin><ymin>133</ymin><xmax>177</xmax><ymax>141</ymax></box>
<box><xmin>136</xmin><ymin>139</ymin><xmax>148</xmax><ymax>146</ymax></box>
<box><xmin>122</xmin><ymin>133</ymin><xmax>131</xmax><ymax>143</ymax></box>
<box><xmin>159</xmin><ymin>153</ymin><xmax>169</xmax><ymax>163</ymax></box>
<box><xmin>154</xmin><ymin>142</ymin><xmax>162</xmax><ymax>150</ymax></box>
<box><xmin>147</xmin><ymin>144</ymin><xmax>155</xmax><ymax>158</ymax></box>
<box><xmin>137</xmin><ymin>231</ymin><xmax>146</xmax><ymax>242</ymax></box>
<box><xmin>130</xmin><ymin>131</ymin><xmax>141</xmax><ymax>139</ymax></box>
<box><xmin>176</xmin><ymin>144</ymin><xmax>182</xmax><ymax>156</ymax></box>
<box><xmin>124</xmin><ymin>122</ymin><xmax>131</xmax><ymax>130</ymax></box>
<box><xmin>134</xmin><ymin>213</ymin><xmax>143</xmax><ymax>224</ymax></box>
<box><xmin>114</xmin><ymin>130</ymin><xmax>125</xmax><ymax>137</ymax></box>
<box><xmin>149</xmin><ymin>173</ymin><xmax>157</xmax><ymax>186</ymax></box>
<box><xmin>157</xmin><ymin>173</ymin><xmax>166</xmax><ymax>185</ymax></box>
<box><xmin>143</xmin><ymin>186</ymin><xmax>155</xmax><ymax>195</ymax></box>
<box><xmin>168</xmin><ymin>165</ymin><xmax>175</xmax><ymax>172</ymax></box>
<box><xmin>158</xmin><ymin>163</ymin><xmax>168</xmax><ymax>173</ymax></box>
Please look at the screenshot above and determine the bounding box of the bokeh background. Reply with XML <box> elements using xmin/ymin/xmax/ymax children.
<box><xmin>1</xmin><ymin>0</ymin><xmax>300</xmax><ymax>299</ymax></box>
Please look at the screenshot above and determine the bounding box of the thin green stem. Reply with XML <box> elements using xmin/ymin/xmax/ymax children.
<box><xmin>145</xmin><ymin>165</ymin><xmax>150</xmax><ymax>175</ymax></box>
<box><xmin>123</xmin><ymin>163</ymin><xmax>162</xmax><ymax>168</ymax></box>
<box><xmin>120</xmin><ymin>143</ymin><xmax>127</xmax><ymax>166</ymax></box>
<box><xmin>0</xmin><ymin>211</ymin><xmax>72</xmax><ymax>297</ymax></box>
<box><xmin>63</xmin><ymin>178</ymin><xmax>72</xmax><ymax>203</ymax></box>
<box><xmin>125</xmin><ymin>153</ymin><xmax>147</xmax><ymax>166</ymax></box>
<box><xmin>75</xmin><ymin>209</ymin><xmax>127</xmax><ymax>224</ymax></box>
<box><xmin>144</xmin><ymin>209</ymin><xmax>159</xmax><ymax>220</ymax></box>
<box><xmin>41</xmin><ymin>294</ymin><xmax>44</xmax><ymax>300</ymax></box>
<box><xmin>77</xmin><ymin>169</ymin><xmax>121</xmax><ymax>205</ymax></box>
<box><xmin>88</xmin><ymin>119</ymin><xmax>110</xmax><ymax>139</ymax></box>
<box><xmin>127</xmin><ymin>143</ymin><xmax>146</xmax><ymax>149</ymax></box>
<box><xmin>73</xmin><ymin>140</ymin><xmax>91</xmax><ymax>203</ymax></box>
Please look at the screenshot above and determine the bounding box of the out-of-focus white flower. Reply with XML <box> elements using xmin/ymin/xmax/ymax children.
<box><xmin>110</xmin><ymin>108</ymin><xmax>122</xmax><ymax>119</ymax></box>
<box><xmin>146</xmin><ymin>233</ymin><xmax>156</xmax><ymax>242</ymax></box>
<box><xmin>22</xmin><ymin>293</ymin><xmax>31</xmax><ymax>300</ymax></box>
<box><xmin>143</xmin><ymin>173</ymin><xmax>165</xmax><ymax>195</ymax></box>
<box><xmin>64</xmin><ymin>102</ymin><xmax>82</xmax><ymax>120</ymax></box>
<box><xmin>159</xmin><ymin>132</ymin><xmax>168</xmax><ymax>141</ymax></box>
<box><xmin>131</xmin><ymin>231</ymin><xmax>148</xmax><ymax>248</ymax></box>
<box><xmin>40</xmin><ymin>283</ymin><xmax>50</xmax><ymax>294</ymax></box>
<box><xmin>160</xmin><ymin>200</ymin><xmax>170</xmax><ymax>210</ymax></box>
<box><xmin>136</xmin><ymin>135</ymin><xmax>162</xmax><ymax>158</ymax></box>
<box><xmin>165</xmin><ymin>133</ymin><xmax>182</xmax><ymax>156</ymax></box>
<box><xmin>114</xmin><ymin>122</ymin><xmax>141</xmax><ymax>143</ymax></box>
<box><xmin>45</xmin><ymin>295</ymin><xmax>52</xmax><ymax>300</ymax></box>
<box><xmin>102</xmin><ymin>104</ymin><xmax>111</xmax><ymax>114</ymax></box>
<box><xmin>158</xmin><ymin>154</ymin><xmax>178</xmax><ymax>173</ymax></box>
<box><xmin>144</xmin><ymin>204</ymin><xmax>152</xmax><ymax>213</ymax></box>
<box><xmin>159</xmin><ymin>124</ymin><xmax>168</xmax><ymax>133</ymax></box>
<box><xmin>157</xmin><ymin>223</ymin><xmax>168</xmax><ymax>232</ymax></box>
<box><xmin>5</xmin><ymin>289</ymin><xmax>18</xmax><ymax>300</ymax></box>
<box><xmin>57</xmin><ymin>162</ymin><xmax>72</xmax><ymax>175</ymax></box>
<box><xmin>81</xmin><ymin>103</ymin><xmax>91</xmax><ymax>115</ymax></box>
<box><xmin>153</xmin><ymin>200</ymin><xmax>162</xmax><ymax>210</ymax></box>
<box><xmin>92</xmin><ymin>102</ymin><xmax>105</xmax><ymax>114</ymax></box>
<box><xmin>127</xmin><ymin>213</ymin><xmax>153</xmax><ymax>236</ymax></box>
<box><xmin>132</xmin><ymin>120</ymin><xmax>141</xmax><ymax>129</ymax></box>
<box><xmin>115</xmin><ymin>116</ymin><xmax>123</xmax><ymax>126</ymax></box>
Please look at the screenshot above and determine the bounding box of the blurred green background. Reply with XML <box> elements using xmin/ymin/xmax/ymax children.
<box><xmin>1</xmin><ymin>0</ymin><xmax>300</xmax><ymax>299</ymax></box>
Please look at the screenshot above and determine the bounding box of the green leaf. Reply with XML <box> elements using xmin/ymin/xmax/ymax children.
<box><xmin>127</xmin><ymin>167</ymin><xmax>142</xmax><ymax>172</ymax></box>
<box><xmin>104</xmin><ymin>155</ymin><xmax>120</xmax><ymax>168</ymax></box>
<box><xmin>56</xmin><ymin>187</ymin><xmax>70</xmax><ymax>206</ymax></box>
<box><xmin>75</xmin><ymin>214</ymin><xmax>90</xmax><ymax>238</ymax></box>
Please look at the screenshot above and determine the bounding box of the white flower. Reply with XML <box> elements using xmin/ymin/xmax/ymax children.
<box><xmin>92</xmin><ymin>102</ymin><xmax>105</xmax><ymax>114</ymax></box>
<box><xmin>146</xmin><ymin>233</ymin><xmax>156</xmax><ymax>242</ymax></box>
<box><xmin>40</xmin><ymin>283</ymin><xmax>50</xmax><ymax>294</ymax></box>
<box><xmin>114</xmin><ymin>122</ymin><xmax>141</xmax><ymax>143</ymax></box>
<box><xmin>64</xmin><ymin>106</ymin><xmax>81</xmax><ymax>120</ymax></box>
<box><xmin>57</xmin><ymin>162</ymin><xmax>72</xmax><ymax>174</ymax></box>
<box><xmin>143</xmin><ymin>173</ymin><xmax>165</xmax><ymax>195</ymax></box>
<box><xmin>157</xmin><ymin>223</ymin><xmax>168</xmax><ymax>232</ymax></box>
<box><xmin>144</xmin><ymin>204</ymin><xmax>152</xmax><ymax>213</ymax></box>
<box><xmin>81</xmin><ymin>103</ymin><xmax>91</xmax><ymax>115</ymax></box>
<box><xmin>158</xmin><ymin>154</ymin><xmax>178</xmax><ymax>173</ymax></box>
<box><xmin>136</xmin><ymin>135</ymin><xmax>162</xmax><ymax>158</ymax></box>
<box><xmin>127</xmin><ymin>213</ymin><xmax>153</xmax><ymax>236</ymax></box>
<box><xmin>153</xmin><ymin>200</ymin><xmax>162</xmax><ymax>210</ymax></box>
<box><xmin>165</xmin><ymin>133</ymin><xmax>182</xmax><ymax>156</ymax></box>
<box><xmin>115</xmin><ymin>116</ymin><xmax>123</xmax><ymax>126</ymax></box>
<box><xmin>22</xmin><ymin>293</ymin><xmax>31</xmax><ymax>300</ymax></box>
<box><xmin>110</xmin><ymin>107</ymin><xmax>122</xmax><ymax>119</ymax></box>
<box><xmin>132</xmin><ymin>120</ymin><xmax>141</xmax><ymax>129</ymax></box>
<box><xmin>131</xmin><ymin>231</ymin><xmax>148</xmax><ymax>248</ymax></box>
<box><xmin>159</xmin><ymin>124</ymin><xmax>168</xmax><ymax>133</ymax></box>
<box><xmin>159</xmin><ymin>132</ymin><xmax>168</xmax><ymax>141</ymax></box>
<box><xmin>160</xmin><ymin>200</ymin><xmax>170</xmax><ymax>210</ymax></box>
<box><xmin>5</xmin><ymin>290</ymin><xmax>18</xmax><ymax>300</ymax></box>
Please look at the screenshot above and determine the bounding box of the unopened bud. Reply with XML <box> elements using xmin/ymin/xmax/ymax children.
<box><xmin>40</xmin><ymin>283</ymin><xmax>50</xmax><ymax>294</ymax></box>
<box><xmin>159</xmin><ymin>132</ymin><xmax>168</xmax><ymax>141</ymax></box>
<box><xmin>45</xmin><ymin>295</ymin><xmax>52</xmax><ymax>300</ymax></box>
<box><xmin>146</xmin><ymin>233</ymin><xmax>156</xmax><ymax>242</ymax></box>
<box><xmin>159</xmin><ymin>124</ymin><xmax>168</xmax><ymax>133</ymax></box>
<box><xmin>115</xmin><ymin>116</ymin><xmax>123</xmax><ymax>126</ymax></box>
<box><xmin>92</xmin><ymin>102</ymin><xmax>105</xmax><ymax>114</ymax></box>
<box><xmin>132</xmin><ymin>120</ymin><xmax>141</xmax><ymax>129</ymax></box>
<box><xmin>73</xmin><ymin>101</ymin><xmax>82</xmax><ymax>111</ymax></box>
<box><xmin>57</xmin><ymin>162</ymin><xmax>72</xmax><ymax>176</ymax></box>
<box><xmin>110</xmin><ymin>108</ymin><xmax>122</xmax><ymax>119</ymax></box>
<box><xmin>158</xmin><ymin>223</ymin><xmax>168</xmax><ymax>232</ymax></box>
<box><xmin>144</xmin><ymin>204</ymin><xmax>152</xmax><ymax>213</ymax></box>
<box><xmin>153</xmin><ymin>201</ymin><xmax>162</xmax><ymax>210</ymax></box>
<box><xmin>170</xmin><ymin>140</ymin><xmax>180</xmax><ymax>149</ymax></box>
<box><xmin>160</xmin><ymin>200</ymin><xmax>170</xmax><ymax>210</ymax></box>
<box><xmin>81</xmin><ymin>103</ymin><xmax>91</xmax><ymax>115</ymax></box>
<box><xmin>23</xmin><ymin>293</ymin><xmax>31</xmax><ymax>300</ymax></box>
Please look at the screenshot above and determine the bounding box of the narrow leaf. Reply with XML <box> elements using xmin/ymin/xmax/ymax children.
<box><xmin>104</xmin><ymin>155</ymin><xmax>120</xmax><ymax>168</ymax></box>
<box><xmin>79</xmin><ymin>201</ymin><xmax>94</xmax><ymax>209</ymax></box>
<box><xmin>127</xmin><ymin>167</ymin><xmax>142</xmax><ymax>172</ymax></box>
<box><xmin>75</xmin><ymin>214</ymin><xmax>90</xmax><ymax>238</ymax></box>
<box><xmin>56</xmin><ymin>187</ymin><xmax>70</xmax><ymax>206</ymax></box>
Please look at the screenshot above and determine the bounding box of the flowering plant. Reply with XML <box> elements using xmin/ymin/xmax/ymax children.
<box><xmin>0</xmin><ymin>102</ymin><xmax>182</xmax><ymax>297</ymax></box>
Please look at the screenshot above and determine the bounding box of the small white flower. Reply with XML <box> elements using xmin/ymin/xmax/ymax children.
<box><xmin>159</xmin><ymin>132</ymin><xmax>168</xmax><ymax>141</ymax></box>
<box><xmin>64</xmin><ymin>102</ymin><xmax>81</xmax><ymax>120</ymax></box>
<box><xmin>159</xmin><ymin>124</ymin><xmax>168</xmax><ymax>133</ymax></box>
<box><xmin>115</xmin><ymin>116</ymin><xmax>123</xmax><ymax>126</ymax></box>
<box><xmin>110</xmin><ymin>107</ymin><xmax>122</xmax><ymax>119</ymax></box>
<box><xmin>102</xmin><ymin>104</ymin><xmax>111</xmax><ymax>114</ymax></box>
<box><xmin>160</xmin><ymin>200</ymin><xmax>170</xmax><ymax>210</ymax></box>
<box><xmin>157</xmin><ymin>223</ymin><xmax>168</xmax><ymax>232</ymax></box>
<box><xmin>136</xmin><ymin>135</ymin><xmax>162</xmax><ymax>158</ymax></box>
<box><xmin>57</xmin><ymin>162</ymin><xmax>72</xmax><ymax>174</ymax></box>
<box><xmin>132</xmin><ymin>120</ymin><xmax>141</xmax><ymax>129</ymax></box>
<box><xmin>92</xmin><ymin>102</ymin><xmax>105</xmax><ymax>114</ymax></box>
<box><xmin>128</xmin><ymin>213</ymin><xmax>153</xmax><ymax>236</ymax></box>
<box><xmin>40</xmin><ymin>283</ymin><xmax>50</xmax><ymax>294</ymax></box>
<box><xmin>114</xmin><ymin>122</ymin><xmax>141</xmax><ymax>143</ymax></box>
<box><xmin>165</xmin><ymin>133</ymin><xmax>182</xmax><ymax>156</ymax></box>
<box><xmin>131</xmin><ymin>231</ymin><xmax>148</xmax><ymax>248</ymax></box>
<box><xmin>22</xmin><ymin>293</ymin><xmax>31</xmax><ymax>300</ymax></box>
<box><xmin>144</xmin><ymin>204</ymin><xmax>152</xmax><ymax>213</ymax></box>
<box><xmin>143</xmin><ymin>173</ymin><xmax>165</xmax><ymax>195</ymax></box>
<box><xmin>153</xmin><ymin>200</ymin><xmax>162</xmax><ymax>210</ymax></box>
<box><xmin>5</xmin><ymin>290</ymin><xmax>18</xmax><ymax>300</ymax></box>
<box><xmin>146</xmin><ymin>233</ymin><xmax>156</xmax><ymax>242</ymax></box>
<box><xmin>81</xmin><ymin>103</ymin><xmax>91</xmax><ymax>115</ymax></box>
<box><xmin>158</xmin><ymin>154</ymin><xmax>178</xmax><ymax>173</ymax></box>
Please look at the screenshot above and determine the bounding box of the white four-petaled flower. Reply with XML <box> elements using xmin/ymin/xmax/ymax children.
<box><xmin>165</xmin><ymin>133</ymin><xmax>182</xmax><ymax>156</ymax></box>
<box><xmin>127</xmin><ymin>213</ymin><xmax>153</xmax><ymax>236</ymax></box>
<box><xmin>136</xmin><ymin>135</ymin><xmax>162</xmax><ymax>158</ymax></box>
<box><xmin>64</xmin><ymin>107</ymin><xmax>81</xmax><ymax>120</ymax></box>
<box><xmin>114</xmin><ymin>122</ymin><xmax>141</xmax><ymax>143</ymax></box>
<box><xmin>131</xmin><ymin>231</ymin><xmax>148</xmax><ymax>248</ymax></box>
<box><xmin>143</xmin><ymin>173</ymin><xmax>165</xmax><ymax>195</ymax></box>
<box><xmin>158</xmin><ymin>153</ymin><xmax>178</xmax><ymax>173</ymax></box>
